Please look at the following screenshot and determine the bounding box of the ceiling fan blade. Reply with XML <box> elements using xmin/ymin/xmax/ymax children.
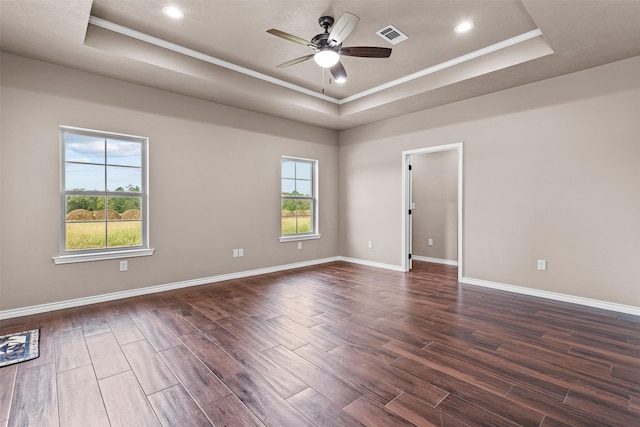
<box><xmin>330</xmin><ymin>61</ymin><xmax>347</xmax><ymax>81</ymax></box>
<box><xmin>328</xmin><ymin>12</ymin><xmax>360</xmax><ymax>46</ymax></box>
<box><xmin>276</xmin><ymin>54</ymin><xmax>315</xmax><ymax>68</ymax></box>
<box><xmin>340</xmin><ymin>46</ymin><xmax>392</xmax><ymax>58</ymax></box>
<box><xmin>267</xmin><ymin>29</ymin><xmax>318</xmax><ymax>49</ymax></box>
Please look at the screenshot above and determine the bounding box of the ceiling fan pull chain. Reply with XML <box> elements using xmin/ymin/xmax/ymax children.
<box><xmin>322</xmin><ymin>67</ymin><xmax>325</xmax><ymax>94</ymax></box>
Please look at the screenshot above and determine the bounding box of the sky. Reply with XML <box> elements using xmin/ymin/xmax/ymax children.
<box><xmin>64</xmin><ymin>132</ymin><xmax>142</xmax><ymax>192</ymax></box>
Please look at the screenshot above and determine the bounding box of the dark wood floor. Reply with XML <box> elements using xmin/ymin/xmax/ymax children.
<box><xmin>1</xmin><ymin>261</ymin><xmax>639</xmax><ymax>426</ymax></box>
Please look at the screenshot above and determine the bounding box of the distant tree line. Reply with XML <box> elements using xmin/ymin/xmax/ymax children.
<box><xmin>282</xmin><ymin>190</ymin><xmax>311</xmax><ymax>212</ymax></box>
<box><xmin>66</xmin><ymin>185</ymin><xmax>141</xmax><ymax>214</ymax></box>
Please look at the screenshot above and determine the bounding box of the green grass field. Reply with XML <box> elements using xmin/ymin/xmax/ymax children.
<box><xmin>66</xmin><ymin>221</ymin><xmax>141</xmax><ymax>250</ymax></box>
<box><xmin>68</xmin><ymin>217</ymin><xmax>308</xmax><ymax>250</ymax></box>
<box><xmin>282</xmin><ymin>216</ymin><xmax>311</xmax><ymax>235</ymax></box>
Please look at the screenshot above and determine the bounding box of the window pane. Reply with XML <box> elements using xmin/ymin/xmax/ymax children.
<box><xmin>296</xmin><ymin>162</ymin><xmax>312</xmax><ymax>180</ymax></box>
<box><xmin>296</xmin><ymin>215</ymin><xmax>312</xmax><ymax>233</ymax></box>
<box><xmin>66</xmin><ymin>222</ymin><xmax>106</xmax><ymax>251</ymax></box>
<box><xmin>66</xmin><ymin>195</ymin><xmax>105</xmax><ymax>220</ymax></box>
<box><xmin>107</xmin><ymin>166</ymin><xmax>141</xmax><ymax>192</ymax></box>
<box><xmin>107</xmin><ymin>139</ymin><xmax>142</xmax><ymax>167</ymax></box>
<box><xmin>282</xmin><ymin>178</ymin><xmax>296</xmax><ymax>195</ymax></box>
<box><xmin>295</xmin><ymin>180</ymin><xmax>312</xmax><ymax>197</ymax></box>
<box><xmin>281</xmin><ymin>199</ymin><xmax>313</xmax><ymax>235</ymax></box>
<box><xmin>65</xmin><ymin>163</ymin><xmax>105</xmax><ymax>191</ymax></box>
<box><xmin>281</xmin><ymin>157</ymin><xmax>316</xmax><ymax>236</ymax></box>
<box><xmin>108</xmin><ymin>196</ymin><xmax>142</xmax><ymax>218</ymax></box>
<box><xmin>282</xmin><ymin>160</ymin><xmax>296</xmax><ymax>179</ymax></box>
<box><xmin>107</xmin><ymin>221</ymin><xmax>142</xmax><ymax>248</ymax></box>
<box><xmin>64</xmin><ymin>133</ymin><xmax>105</xmax><ymax>164</ymax></box>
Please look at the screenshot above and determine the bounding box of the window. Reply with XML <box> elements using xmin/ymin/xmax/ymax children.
<box><xmin>280</xmin><ymin>157</ymin><xmax>320</xmax><ymax>241</ymax></box>
<box><xmin>54</xmin><ymin>126</ymin><xmax>153</xmax><ymax>264</ymax></box>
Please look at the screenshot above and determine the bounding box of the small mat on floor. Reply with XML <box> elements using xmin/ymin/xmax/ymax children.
<box><xmin>0</xmin><ymin>329</ymin><xmax>40</xmax><ymax>368</ymax></box>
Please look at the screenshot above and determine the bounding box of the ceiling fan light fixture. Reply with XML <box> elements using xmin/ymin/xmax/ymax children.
<box><xmin>314</xmin><ymin>49</ymin><xmax>340</xmax><ymax>68</ymax></box>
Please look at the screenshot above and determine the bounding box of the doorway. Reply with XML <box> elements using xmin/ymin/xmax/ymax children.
<box><xmin>402</xmin><ymin>143</ymin><xmax>463</xmax><ymax>281</ymax></box>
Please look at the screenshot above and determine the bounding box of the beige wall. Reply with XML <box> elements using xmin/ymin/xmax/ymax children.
<box><xmin>2</xmin><ymin>52</ymin><xmax>639</xmax><ymax>312</ymax></box>
<box><xmin>0</xmin><ymin>53</ymin><xmax>339</xmax><ymax>311</ymax></box>
<box><xmin>411</xmin><ymin>150</ymin><xmax>458</xmax><ymax>261</ymax></box>
<box><xmin>339</xmin><ymin>56</ymin><xmax>640</xmax><ymax>306</ymax></box>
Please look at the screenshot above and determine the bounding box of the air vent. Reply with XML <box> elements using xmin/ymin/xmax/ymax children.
<box><xmin>376</xmin><ymin>25</ymin><xmax>408</xmax><ymax>45</ymax></box>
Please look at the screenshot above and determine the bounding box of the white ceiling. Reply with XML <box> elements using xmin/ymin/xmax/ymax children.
<box><xmin>1</xmin><ymin>0</ymin><xmax>639</xmax><ymax>130</ymax></box>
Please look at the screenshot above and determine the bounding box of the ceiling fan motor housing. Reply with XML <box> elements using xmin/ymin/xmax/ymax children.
<box><xmin>318</xmin><ymin>16</ymin><xmax>334</xmax><ymax>31</ymax></box>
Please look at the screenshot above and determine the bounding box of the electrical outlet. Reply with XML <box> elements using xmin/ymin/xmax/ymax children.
<box><xmin>238</xmin><ymin>248</ymin><xmax>244</xmax><ymax>257</ymax></box>
<box><xmin>537</xmin><ymin>259</ymin><xmax>547</xmax><ymax>271</ymax></box>
<box><xmin>119</xmin><ymin>260</ymin><xmax>128</xmax><ymax>272</ymax></box>
<box><xmin>297</xmin><ymin>242</ymin><xmax>302</xmax><ymax>250</ymax></box>
<box><xmin>368</xmin><ymin>241</ymin><xmax>373</xmax><ymax>249</ymax></box>
<box><xmin>233</xmin><ymin>249</ymin><xmax>239</xmax><ymax>257</ymax></box>
<box><xmin>428</xmin><ymin>238</ymin><xmax>433</xmax><ymax>246</ymax></box>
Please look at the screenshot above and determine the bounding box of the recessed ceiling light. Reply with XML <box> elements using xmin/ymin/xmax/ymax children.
<box><xmin>162</xmin><ymin>6</ymin><xmax>184</xmax><ymax>20</ymax></box>
<box><xmin>455</xmin><ymin>20</ymin><xmax>475</xmax><ymax>33</ymax></box>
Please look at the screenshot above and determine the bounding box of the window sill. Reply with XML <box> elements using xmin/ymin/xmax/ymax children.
<box><xmin>279</xmin><ymin>234</ymin><xmax>321</xmax><ymax>243</ymax></box>
<box><xmin>53</xmin><ymin>248</ymin><xmax>155</xmax><ymax>265</ymax></box>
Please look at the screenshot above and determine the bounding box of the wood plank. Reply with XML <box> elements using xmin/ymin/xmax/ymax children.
<box><xmin>295</xmin><ymin>343</ymin><xmax>402</xmax><ymax>405</ymax></box>
<box><xmin>386</xmin><ymin>392</ymin><xmax>463</xmax><ymax>427</ymax></box>
<box><xmin>262</xmin><ymin>344</ymin><xmax>362</xmax><ymax>408</ymax></box>
<box><xmin>159</xmin><ymin>345</ymin><xmax>230</xmax><ymax>406</ymax></box>
<box><xmin>177</xmin><ymin>331</ymin><xmax>244</xmax><ymax>380</ymax></box>
<box><xmin>202</xmin><ymin>394</ymin><xmax>266</xmax><ymax>427</ymax></box>
<box><xmin>329</xmin><ymin>344</ymin><xmax>450</xmax><ymax>407</ymax></box>
<box><xmin>344</xmin><ymin>395</ymin><xmax>416</xmax><ymax>427</ymax></box>
<box><xmin>84</xmin><ymin>331</ymin><xmax>130</xmax><ymax>379</ymax></box>
<box><xmin>148</xmin><ymin>384</ymin><xmax>213</xmax><ymax>426</ymax></box>
<box><xmin>201</xmin><ymin>325</ymin><xmax>308</xmax><ymax>399</ymax></box>
<box><xmin>54</xmin><ymin>328</ymin><xmax>91</xmax><ymax>373</ymax></box>
<box><xmin>121</xmin><ymin>339</ymin><xmax>179</xmax><ymax>395</ymax></box>
<box><xmin>563</xmin><ymin>389</ymin><xmax>639</xmax><ymax>426</ymax></box>
<box><xmin>267</xmin><ymin>315</ymin><xmax>342</xmax><ymax>351</ymax></box>
<box><xmin>0</xmin><ymin>365</ymin><xmax>16</xmax><ymax>424</ymax></box>
<box><xmin>8</xmin><ymin>363</ymin><xmax>58</xmax><ymax>426</ymax></box>
<box><xmin>224</xmin><ymin>371</ymin><xmax>314</xmax><ymax>427</ymax></box>
<box><xmin>436</xmin><ymin>394</ymin><xmax>521</xmax><ymax>427</ymax></box>
<box><xmin>153</xmin><ymin>305</ymin><xmax>201</xmax><ymax>336</ymax></box>
<box><xmin>391</xmin><ymin>356</ymin><xmax>545</xmax><ymax>426</ymax></box>
<box><xmin>106</xmin><ymin>313</ymin><xmax>145</xmax><ymax>345</ymax></box>
<box><xmin>99</xmin><ymin>370</ymin><xmax>160</xmax><ymax>427</ymax></box>
<box><xmin>133</xmin><ymin>314</ymin><xmax>181</xmax><ymax>351</ymax></box>
<box><xmin>3</xmin><ymin>260</ymin><xmax>640</xmax><ymax>426</ymax></box>
<box><xmin>80</xmin><ymin>316</ymin><xmax>111</xmax><ymax>337</ymax></box>
<box><xmin>57</xmin><ymin>364</ymin><xmax>110</xmax><ymax>427</ymax></box>
<box><xmin>287</xmin><ymin>387</ymin><xmax>365</xmax><ymax>427</ymax></box>
<box><xmin>505</xmin><ymin>385</ymin><xmax>607</xmax><ymax>427</ymax></box>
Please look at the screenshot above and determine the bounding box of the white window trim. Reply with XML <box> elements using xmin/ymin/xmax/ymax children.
<box><xmin>53</xmin><ymin>248</ymin><xmax>154</xmax><ymax>265</ymax></box>
<box><xmin>280</xmin><ymin>156</ymin><xmax>319</xmax><ymax>242</ymax></box>
<box><xmin>279</xmin><ymin>233</ymin><xmax>322</xmax><ymax>243</ymax></box>
<box><xmin>55</xmin><ymin>126</ymin><xmax>154</xmax><ymax>264</ymax></box>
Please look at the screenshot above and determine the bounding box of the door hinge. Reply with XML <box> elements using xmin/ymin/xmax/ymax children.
<box><xmin>408</xmin><ymin>164</ymin><xmax>412</xmax><ymax>171</ymax></box>
<box><xmin>408</xmin><ymin>254</ymin><xmax>412</xmax><ymax>259</ymax></box>
<box><xmin>408</xmin><ymin>209</ymin><xmax>412</xmax><ymax>215</ymax></box>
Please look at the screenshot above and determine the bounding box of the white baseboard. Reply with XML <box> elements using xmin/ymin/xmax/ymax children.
<box><xmin>461</xmin><ymin>276</ymin><xmax>640</xmax><ymax>316</ymax></box>
<box><xmin>0</xmin><ymin>257</ymin><xmax>340</xmax><ymax>320</ymax></box>
<box><xmin>3</xmin><ymin>257</ymin><xmax>637</xmax><ymax>319</ymax></box>
<box><xmin>412</xmin><ymin>255</ymin><xmax>458</xmax><ymax>266</ymax></box>
<box><xmin>337</xmin><ymin>256</ymin><xmax>405</xmax><ymax>272</ymax></box>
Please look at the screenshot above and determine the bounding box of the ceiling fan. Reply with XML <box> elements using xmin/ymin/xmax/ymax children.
<box><xmin>267</xmin><ymin>12</ymin><xmax>392</xmax><ymax>83</ymax></box>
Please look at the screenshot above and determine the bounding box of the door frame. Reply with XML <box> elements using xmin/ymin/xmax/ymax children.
<box><xmin>402</xmin><ymin>143</ymin><xmax>463</xmax><ymax>281</ymax></box>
